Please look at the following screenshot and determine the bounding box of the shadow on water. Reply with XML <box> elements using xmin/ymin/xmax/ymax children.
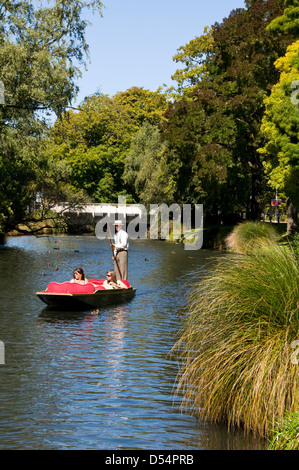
<box><xmin>0</xmin><ymin>236</ymin><xmax>266</xmax><ymax>450</ymax></box>
<box><xmin>38</xmin><ymin>307</ymin><xmax>94</xmax><ymax>322</ymax></box>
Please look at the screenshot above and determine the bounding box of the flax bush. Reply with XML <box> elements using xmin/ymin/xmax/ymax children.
<box><xmin>175</xmin><ymin>241</ymin><xmax>299</xmax><ymax>438</ymax></box>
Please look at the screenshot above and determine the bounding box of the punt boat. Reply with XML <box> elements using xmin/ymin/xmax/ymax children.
<box><xmin>36</xmin><ymin>278</ymin><xmax>136</xmax><ymax>309</ymax></box>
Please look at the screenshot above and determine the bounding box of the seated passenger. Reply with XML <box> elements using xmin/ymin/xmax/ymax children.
<box><xmin>70</xmin><ymin>267</ymin><xmax>89</xmax><ymax>285</ymax></box>
<box><xmin>103</xmin><ymin>270</ymin><xmax>128</xmax><ymax>289</ymax></box>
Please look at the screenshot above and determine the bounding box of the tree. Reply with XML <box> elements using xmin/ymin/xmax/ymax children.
<box><xmin>259</xmin><ymin>0</ymin><xmax>299</xmax><ymax>233</ymax></box>
<box><xmin>50</xmin><ymin>88</ymin><xmax>169</xmax><ymax>202</ymax></box>
<box><xmin>266</xmin><ymin>0</ymin><xmax>299</xmax><ymax>35</ymax></box>
<box><xmin>123</xmin><ymin>122</ymin><xmax>172</xmax><ymax>206</ymax></box>
<box><xmin>170</xmin><ymin>26</ymin><xmax>214</xmax><ymax>97</ymax></box>
<box><xmin>208</xmin><ymin>0</ymin><xmax>288</xmax><ymax>220</ymax></box>
<box><xmin>0</xmin><ymin>0</ymin><xmax>103</xmax><ymax>232</ymax></box>
<box><xmin>113</xmin><ymin>87</ymin><xmax>168</xmax><ymax>131</ymax></box>
<box><xmin>0</xmin><ymin>0</ymin><xmax>103</xmax><ymax>116</ymax></box>
<box><xmin>167</xmin><ymin>0</ymin><xmax>288</xmax><ymax>221</ymax></box>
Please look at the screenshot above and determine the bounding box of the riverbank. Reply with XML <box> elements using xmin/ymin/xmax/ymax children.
<box><xmin>3</xmin><ymin>221</ymin><xmax>288</xmax><ymax>251</ymax></box>
<box><xmin>174</xmin><ymin>221</ymin><xmax>299</xmax><ymax>449</ymax></box>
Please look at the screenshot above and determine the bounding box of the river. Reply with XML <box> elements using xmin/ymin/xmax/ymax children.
<box><xmin>0</xmin><ymin>235</ymin><xmax>265</xmax><ymax>450</ymax></box>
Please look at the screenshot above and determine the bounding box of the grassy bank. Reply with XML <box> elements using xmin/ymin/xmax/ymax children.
<box><xmin>174</xmin><ymin>222</ymin><xmax>299</xmax><ymax>446</ymax></box>
<box><xmin>268</xmin><ymin>411</ymin><xmax>299</xmax><ymax>450</ymax></box>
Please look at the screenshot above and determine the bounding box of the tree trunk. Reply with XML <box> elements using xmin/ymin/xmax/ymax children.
<box><xmin>286</xmin><ymin>197</ymin><xmax>298</xmax><ymax>235</ymax></box>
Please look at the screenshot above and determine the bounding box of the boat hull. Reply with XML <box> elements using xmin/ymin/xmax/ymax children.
<box><xmin>36</xmin><ymin>288</ymin><xmax>136</xmax><ymax>309</ymax></box>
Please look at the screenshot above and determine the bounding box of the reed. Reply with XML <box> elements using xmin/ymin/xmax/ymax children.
<box><xmin>225</xmin><ymin>221</ymin><xmax>279</xmax><ymax>254</ymax></box>
<box><xmin>175</xmin><ymin>241</ymin><xmax>299</xmax><ymax>438</ymax></box>
<box><xmin>288</xmin><ymin>234</ymin><xmax>299</xmax><ymax>260</ymax></box>
<box><xmin>268</xmin><ymin>411</ymin><xmax>299</xmax><ymax>450</ymax></box>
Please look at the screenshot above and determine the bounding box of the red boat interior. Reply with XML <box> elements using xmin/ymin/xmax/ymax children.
<box><xmin>45</xmin><ymin>279</ymin><xmax>131</xmax><ymax>294</ymax></box>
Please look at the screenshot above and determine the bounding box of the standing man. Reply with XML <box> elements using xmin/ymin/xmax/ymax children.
<box><xmin>112</xmin><ymin>219</ymin><xmax>129</xmax><ymax>280</ymax></box>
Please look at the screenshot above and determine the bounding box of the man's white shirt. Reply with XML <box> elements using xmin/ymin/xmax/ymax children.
<box><xmin>114</xmin><ymin>229</ymin><xmax>129</xmax><ymax>256</ymax></box>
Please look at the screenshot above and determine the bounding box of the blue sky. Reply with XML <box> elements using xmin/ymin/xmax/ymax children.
<box><xmin>74</xmin><ymin>0</ymin><xmax>246</xmax><ymax>106</ymax></box>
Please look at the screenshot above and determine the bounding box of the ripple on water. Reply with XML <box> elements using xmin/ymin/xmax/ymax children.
<box><xmin>0</xmin><ymin>236</ymin><xmax>266</xmax><ymax>450</ymax></box>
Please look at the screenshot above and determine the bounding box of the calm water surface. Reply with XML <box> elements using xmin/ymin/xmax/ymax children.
<box><xmin>0</xmin><ymin>235</ymin><xmax>265</xmax><ymax>450</ymax></box>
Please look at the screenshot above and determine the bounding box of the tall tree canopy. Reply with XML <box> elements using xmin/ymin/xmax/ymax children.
<box><xmin>50</xmin><ymin>87</ymin><xmax>169</xmax><ymax>202</ymax></box>
<box><xmin>259</xmin><ymin>0</ymin><xmax>299</xmax><ymax>233</ymax></box>
<box><xmin>123</xmin><ymin>122</ymin><xmax>171</xmax><ymax>206</ymax></box>
<box><xmin>0</xmin><ymin>0</ymin><xmax>103</xmax><ymax>232</ymax></box>
<box><xmin>1</xmin><ymin>0</ymin><xmax>297</xmax><ymax>234</ymax></box>
<box><xmin>162</xmin><ymin>0</ymin><xmax>288</xmax><ymax>222</ymax></box>
<box><xmin>170</xmin><ymin>26</ymin><xmax>214</xmax><ymax>97</ymax></box>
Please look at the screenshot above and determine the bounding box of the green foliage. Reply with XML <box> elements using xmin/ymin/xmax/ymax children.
<box><xmin>260</xmin><ymin>1</ymin><xmax>299</xmax><ymax>233</ymax></box>
<box><xmin>269</xmin><ymin>411</ymin><xmax>299</xmax><ymax>449</ymax></box>
<box><xmin>170</xmin><ymin>26</ymin><xmax>214</xmax><ymax>97</ymax></box>
<box><xmin>289</xmin><ymin>233</ymin><xmax>299</xmax><ymax>257</ymax></box>
<box><xmin>166</xmin><ymin>0</ymin><xmax>288</xmax><ymax>221</ymax></box>
<box><xmin>113</xmin><ymin>87</ymin><xmax>168</xmax><ymax>129</ymax></box>
<box><xmin>52</xmin><ymin>93</ymin><xmax>134</xmax><ymax>151</ymax></box>
<box><xmin>267</xmin><ymin>0</ymin><xmax>299</xmax><ymax>36</ymax></box>
<box><xmin>0</xmin><ymin>0</ymin><xmax>103</xmax><ymax>117</ymax></box>
<box><xmin>0</xmin><ymin>127</ymin><xmax>39</xmax><ymax>230</ymax></box>
<box><xmin>259</xmin><ymin>40</ymin><xmax>299</xmax><ymax>208</ymax></box>
<box><xmin>50</xmin><ymin>88</ymin><xmax>169</xmax><ymax>202</ymax></box>
<box><xmin>225</xmin><ymin>221</ymin><xmax>280</xmax><ymax>254</ymax></box>
<box><xmin>160</xmin><ymin>94</ymin><xmax>237</xmax><ymax>211</ymax></box>
<box><xmin>0</xmin><ymin>0</ymin><xmax>103</xmax><ymax>232</ymax></box>
<box><xmin>1</xmin><ymin>0</ymin><xmax>297</xmax><ymax>232</ymax></box>
<box><xmin>123</xmin><ymin>122</ymin><xmax>172</xmax><ymax>205</ymax></box>
<box><xmin>174</xmin><ymin>241</ymin><xmax>299</xmax><ymax>438</ymax></box>
<box><xmin>66</xmin><ymin>144</ymin><xmax>124</xmax><ymax>202</ymax></box>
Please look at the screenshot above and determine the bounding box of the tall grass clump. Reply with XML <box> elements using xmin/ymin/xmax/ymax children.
<box><xmin>225</xmin><ymin>221</ymin><xmax>280</xmax><ymax>254</ymax></box>
<box><xmin>268</xmin><ymin>411</ymin><xmax>299</xmax><ymax>450</ymax></box>
<box><xmin>175</xmin><ymin>241</ymin><xmax>299</xmax><ymax>438</ymax></box>
<box><xmin>287</xmin><ymin>234</ymin><xmax>299</xmax><ymax>260</ymax></box>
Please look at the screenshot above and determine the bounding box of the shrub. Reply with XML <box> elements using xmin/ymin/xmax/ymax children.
<box><xmin>225</xmin><ymin>221</ymin><xmax>280</xmax><ymax>254</ymax></box>
<box><xmin>286</xmin><ymin>234</ymin><xmax>299</xmax><ymax>260</ymax></box>
<box><xmin>175</xmin><ymin>242</ymin><xmax>299</xmax><ymax>438</ymax></box>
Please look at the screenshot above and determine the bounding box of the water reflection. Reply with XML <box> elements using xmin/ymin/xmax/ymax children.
<box><xmin>100</xmin><ymin>308</ymin><xmax>127</xmax><ymax>391</ymax></box>
<box><xmin>0</xmin><ymin>236</ymin><xmax>266</xmax><ymax>450</ymax></box>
